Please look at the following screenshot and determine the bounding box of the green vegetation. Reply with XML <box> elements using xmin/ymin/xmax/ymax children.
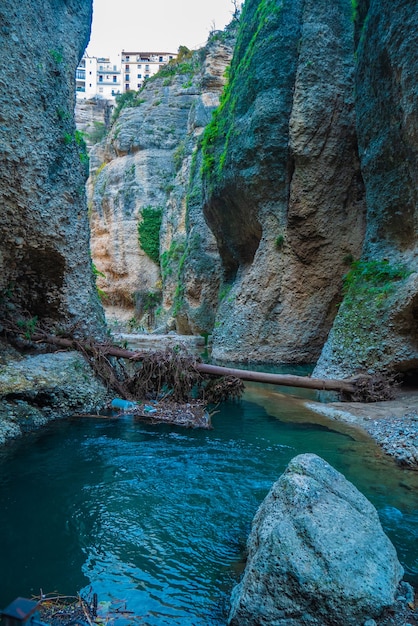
<box><xmin>138</xmin><ymin>207</ymin><xmax>163</xmax><ymax>264</ymax></box>
<box><xmin>331</xmin><ymin>259</ymin><xmax>412</xmax><ymax>361</ymax></box>
<box><xmin>142</xmin><ymin>290</ymin><xmax>162</xmax><ymax>312</ymax></box>
<box><xmin>62</xmin><ymin>130</ymin><xmax>89</xmax><ymax>167</ymax></box>
<box><xmin>87</xmin><ymin>121</ymin><xmax>107</xmax><ymax>144</ymax></box>
<box><xmin>17</xmin><ymin>316</ymin><xmax>38</xmax><ymax>340</ymax></box>
<box><xmin>275</xmin><ymin>234</ymin><xmax>284</xmax><ymax>250</ymax></box>
<box><xmin>49</xmin><ymin>49</ymin><xmax>63</xmax><ymax>64</ymax></box>
<box><xmin>343</xmin><ymin>259</ymin><xmax>410</xmax><ymax>305</ymax></box>
<box><xmin>91</xmin><ymin>262</ymin><xmax>107</xmax><ymax>301</ymax></box>
<box><xmin>351</xmin><ymin>0</ymin><xmax>359</xmax><ymax>22</ymax></box>
<box><xmin>152</xmin><ymin>46</ymin><xmax>200</xmax><ymax>84</ymax></box>
<box><xmin>172</xmin><ymin>282</ymin><xmax>185</xmax><ymax>316</ymax></box>
<box><xmin>160</xmin><ymin>240</ymin><xmax>186</xmax><ymax>280</ymax></box>
<box><xmin>160</xmin><ymin>238</ymin><xmax>188</xmax><ymax>317</ymax></box>
<box><xmin>56</xmin><ymin>107</ymin><xmax>69</xmax><ymax>121</ymax></box>
<box><xmin>173</xmin><ymin>141</ymin><xmax>186</xmax><ymax>172</ymax></box>
<box><xmin>75</xmin><ymin>130</ymin><xmax>89</xmax><ymax>167</ymax></box>
<box><xmin>92</xmin><ymin>262</ymin><xmax>105</xmax><ymax>280</ymax></box>
<box><xmin>201</xmin><ymin>0</ymin><xmax>283</xmax><ymax>186</ymax></box>
<box><xmin>218</xmin><ymin>284</ymin><xmax>232</xmax><ymax>301</ymax></box>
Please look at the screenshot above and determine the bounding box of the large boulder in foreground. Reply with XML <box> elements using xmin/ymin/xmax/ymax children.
<box><xmin>228</xmin><ymin>454</ymin><xmax>404</xmax><ymax>626</ymax></box>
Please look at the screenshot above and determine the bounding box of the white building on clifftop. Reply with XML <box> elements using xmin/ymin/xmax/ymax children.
<box><xmin>76</xmin><ymin>55</ymin><xmax>121</xmax><ymax>100</ymax></box>
<box><xmin>76</xmin><ymin>49</ymin><xmax>177</xmax><ymax>100</ymax></box>
<box><xmin>121</xmin><ymin>51</ymin><xmax>176</xmax><ymax>92</ymax></box>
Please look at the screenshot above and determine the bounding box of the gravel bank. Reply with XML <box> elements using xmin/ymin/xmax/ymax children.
<box><xmin>306</xmin><ymin>390</ymin><xmax>418</xmax><ymax>469</ymax></box>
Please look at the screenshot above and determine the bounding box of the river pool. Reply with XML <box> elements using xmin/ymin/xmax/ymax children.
<box><xmin>0</xmin><ymin>381</ymin><xmax>417</xmax><ymax>624</ymax></box>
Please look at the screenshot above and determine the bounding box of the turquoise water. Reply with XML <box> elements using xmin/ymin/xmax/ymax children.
<box><xmin>0</xmin><ymin>384</ymin><xmax>417</xmax><ymax>624</ymax></box>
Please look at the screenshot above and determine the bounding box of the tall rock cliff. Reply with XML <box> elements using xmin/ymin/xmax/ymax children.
<box><xmin>0</xmin><ymin>0</ymin><xmax>105</xmax><ymax>339</ymax></box>
<box><xmin>314</xmin><ymin>0</ymin><xmax>418</xmax><ymax>378</ymax></box>
<box><xmin>201</xmin><ymin>0</ymin><xmax>366</xmax><ymax>363</ymax></box>
<box><xmin>88</xmin><ymin>0</ymin><xmax>418</xmax><ymax>379</ymax></box>
<box><xmin>88</xmin><ymin>33</ymin><xmax>234</xmax><ymax>331</ymax></box>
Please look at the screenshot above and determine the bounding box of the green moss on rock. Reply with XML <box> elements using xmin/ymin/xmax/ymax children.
<box><xmin>138</xmin><ymin>207</ymin><xmax>163</xmax><ymax>264</ymax></box>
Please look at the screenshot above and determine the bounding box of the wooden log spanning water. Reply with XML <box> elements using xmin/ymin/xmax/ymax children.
<box><xmin>196</xmin><ymin>363</ymin><xmax>357</xmax><ymax>395</ymax></box>
<box><xmin>31</xmin><ymin>333</ymin><xmax>358</xmax><ymax>396</ymax></box>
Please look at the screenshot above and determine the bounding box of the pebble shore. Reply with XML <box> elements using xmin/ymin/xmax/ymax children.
<box><xmin>307</xmin><ymin>391</ymin><xmax>418</xmax><ymax>469</ymax></box>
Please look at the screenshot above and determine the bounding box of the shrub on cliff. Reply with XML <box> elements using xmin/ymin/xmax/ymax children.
<box><xmin>138</xmin><ymin>207</ymin><xmax>163</xmax><ymax>264</ymax></box>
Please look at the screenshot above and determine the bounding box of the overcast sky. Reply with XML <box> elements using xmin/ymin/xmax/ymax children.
<box><xmin>86</xmin><ymin>0</ymin><xmax>236</xmax><ymax>61</ymax></box>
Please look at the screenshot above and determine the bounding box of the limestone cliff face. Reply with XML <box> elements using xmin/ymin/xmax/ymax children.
<box><xmin>88</xmin><ymin>34</ymin><xmax>234</xmax><ymax>331</ymax></box>
<box><xmin>202</xmin><ymin>0</ymin><xmax>366</xmax><ymax>363</ymax></box>
<box><xmin>0</xmin><ymin>0</ymin><xmax>105</xmax><ymax>338</ymax></box>
<box><xmin>161</xmin><ymin>34</ymin><xmax>235</xmax><ymax>335</ymax></box>
<box><xmin>89</xmin><ymin>0</ymin><xmax>417</xmax><ymax>378</ymax></box>
<box><xmin>314</xmin><ymin>0</ymin><xmax>418</xmax><ymax>378</ymax></box>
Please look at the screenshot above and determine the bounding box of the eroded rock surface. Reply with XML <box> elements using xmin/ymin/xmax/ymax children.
<box><xmin>0</xmin><ymin>349</ymin><xmax>108</xmax><ymax>445</ymax></box>
<box><xmin>202</xmin><ymin>0</ymin><xmax>365</xmax><ymax>363</ymax></box>
<box><xmin>0</xmin><ymin>0</ymin><xmax>105</xmax><ymax>338</ymax></box>
<box><xmin>88</xmin><ymin>33</ymin><xmax>234</xmax><ymax>332</ymax></box>
<box><xmin>228</xmin><ymin>453</ymin><xmax>406</xmax><ymax>626</ymax></box>
<box><xmin>314</xmin><ymin>0</ymin><xmax>418</xmax><ymax>379</ymax></box>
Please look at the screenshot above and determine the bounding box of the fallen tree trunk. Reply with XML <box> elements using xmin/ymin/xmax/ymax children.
<box><xmin>196</xmin><ymin>363</ymin><xmax>357</xmax><ymax>394</ymax></box>
<box><xmin>31</xmin><ymin>333</ymin><xmax>356</xmax><ymax>395</ymax></box>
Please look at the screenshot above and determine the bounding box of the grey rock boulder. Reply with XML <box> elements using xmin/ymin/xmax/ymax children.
<box><xmin>228</xmin><ymin>454</ymin><xmax>404</xmax><ymax>626</ymax></box>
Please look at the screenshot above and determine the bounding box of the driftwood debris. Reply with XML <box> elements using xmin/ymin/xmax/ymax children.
<box><xmin>30</xmin><ymin>333</ymin><xmax>355</xmax><ymax>393</ymax></box>
<box><xmin>25</xmin><ymin>332</ymin><xmax>398</xmax><ymax>402</ymax></box>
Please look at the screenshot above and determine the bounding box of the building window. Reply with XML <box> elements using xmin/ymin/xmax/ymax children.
<box><xmin>99</xmin><ymin>87</ymin><xmax>103</xmax><ymax>93</ymax></box>
<box><xmin>125</xmin><ymin>64</ymin><xmax>129</xmax><ymax>70</ymax></box>
<box><xmin>169</xmin><ymin>55</ymin><xmax>173</xmax><ymax>60</ymax></box>
<box><xmin>145</xmin><ymin>64</ymin><xmax>149</xmax><ymax>70</ymax></box>
<box><xmin>137</xmin><ymin>64</ymin><xmax>142</xmax><ymax>69</ymax></box>
<box><xmin>113</xmin><ymin>76</ymin><xmax>117</xmax><ymax>82</ymax></box>
<box><xmin>99</xmin><ymin>75</ymin><xmax>103</xmax><ymax>82</ymax></box>
<box><xmin>137</xmin><ymin>73</ymin><xmax>142</xmax><ymax>79</ymax></box>
<box><xmin>125</xmin><ymin>56</ymin><xmax>130</xmax><ymax>61</ymax></box>
<box><xmin>125</xmin><ymin>83</ymin><xmax>130</xmax><ymax>90</ymax></box>
<box><xmin>137</xmin><ymin>83</ymin><xmax>141</xmax><ymax>88</ymax></box>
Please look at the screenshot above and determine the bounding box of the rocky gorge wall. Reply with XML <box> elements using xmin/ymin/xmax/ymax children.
<box><xmin>88</xmin><ymin>0</ymin><xmax>418</xmax><ymax>380</ymax></box>
<box><xmin>0</xmin><ymin>0</ymin><xmax>105</xmax><ymax>340</ymax></box>
<box><xmin>87</xmin><ymin>33</ymin><xmax>235</xmax><ymax>333</ymax></box>
<box><xmin>201</xmin><ymin>0</ymin><xmax>366</xmax><ymax>364</ymax></box>
<box><xmin>314</xmin><ymin>0</ymin><xmax>418</xmax><ymax>378</ymax></box>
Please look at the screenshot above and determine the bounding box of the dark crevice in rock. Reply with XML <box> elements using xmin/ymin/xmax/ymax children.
<box><xmin>203</xmin><ymin>188</ymin><xmax>262</xmax><ymax>281</ymax></box>
<box><xmin>15</xmin><ymin>247</ymin><xmax>66</xmax><ymax>319</ymax></box>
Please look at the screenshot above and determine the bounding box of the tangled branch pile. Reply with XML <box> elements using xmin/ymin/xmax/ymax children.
<box><xmin>343</xmin><ymin>372</ymin><xmax>400</xmax><ymax>402</ymax></box>
<box><xmin>35</xmin><ymin>591</ymin><xmax>144</xmax><ymax>625</ymax></box>
<box><xmin>77</xmin><ymin>342</ymin><xmax>244</xmax><ymax>406</ymax></box>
